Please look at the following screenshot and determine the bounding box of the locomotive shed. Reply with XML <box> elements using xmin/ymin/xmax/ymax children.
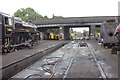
<box><xmin>0</xmin><ymin>16</ymin><xmax>119</xmax><ymax>80</ymax></box>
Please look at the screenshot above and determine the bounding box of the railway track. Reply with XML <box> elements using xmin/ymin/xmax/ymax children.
<box><xmin>62</xmin><ymin>41</ymin><xmax>80</xmax><ymax>80</ymax></box>
<box><xmin>11</xmin><ymin>40</ymin><xmax>109</xmax><ymax>80</ymax></box>
<box><xmin>87</xmin><ymin>44</ymin><xmax>107</xmax><ymax>79</ymax></box>
<box><xmin>83</xmin><ymin>39</ymin><xmax>107</xmax><ymax>79</ymax></box>
<box><xmin>62</xmin><ymin>39</ymin><xmax>107</xmax><ymax>80</ymax></box>
<box><xmin>56</xmin><ymin>39</ymin><xmax>107</xmax><ymax>79</ymax></box>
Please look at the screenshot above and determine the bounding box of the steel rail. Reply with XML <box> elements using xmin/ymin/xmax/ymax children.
<box><xmin>62</xmin><ymin>40</ymin><xmax>81</xmax><ymax>80</ymax></box>
<box><xmin>84</xmin><ymin>39</ymin><xmax>107</xmax><ymax>80</ymax></box>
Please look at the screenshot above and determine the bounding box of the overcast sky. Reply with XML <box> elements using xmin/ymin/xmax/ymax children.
<box><xmin>0</xmin><ymin>0</ymin><xmax>120</xmax><ymax>32</ymax></box>
<box><xmin>0</xmin><ymin>0</ymin><xmax>120</xmax><ymax>18</ymax></box>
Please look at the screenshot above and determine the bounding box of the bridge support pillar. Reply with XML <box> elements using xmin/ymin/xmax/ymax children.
<box><xmin>43</xmin><ymin>30</ymin><xmax>48</xmax><ymax>40</ymax></box>
<box><xmin>89</xmin><ymin>25</ymin><xmax>96</xmax><ymax>39</ymax></box>
<box><xmin>38</xmin><ymin>28</ymin><xmax>48</xmax><ymax>40</ymax></box>
<box><xmin>59</xmin><ymin>27</ymin><xmax>70</xmax><ymax>40</ymax></box>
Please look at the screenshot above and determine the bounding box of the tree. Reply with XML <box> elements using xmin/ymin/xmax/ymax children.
<box><xmin>95</xmin><ymin>27</ymin><xmax>100</xmax><ymax>33</ymax></box>
<box><xmin>52</xmin><ymin>14</ymin><xmax>63</xmax><ymax>19</ymax></box>
<box><xmin>47</xmin><ymin>28</ymin><xmax>59</xmax><ymax>34</ymax></box>
<box><xmin>83</xmin><ymin>30</ymin><xmax>89</xmax><ymax>36</ymax></box>
<box><xmin>70</xmin><ymin>28</ymin><xmax>73</xmax><ymax>33</ymax></box>
<box><xmin>43</xmin><ymin>15</ymin><xmax>48</xmax><ymax>19</ymax></box>
<box><xmin>14</xmin><ymin>7</ymin><xmax>43</xmax><ymax>21</ymax></box>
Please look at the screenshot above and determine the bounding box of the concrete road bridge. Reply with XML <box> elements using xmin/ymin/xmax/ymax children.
<box><xmin>32</xmin><ymin>16</ymin><xmax>118</xmax><ymax>40</ymax></box>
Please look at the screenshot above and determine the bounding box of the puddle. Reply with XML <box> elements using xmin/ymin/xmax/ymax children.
<box><xmin>98</xmin><ymin>43</ymin><xmax>102</xmax><ymax>45</ymax></box>
<box><xmin>81</xmin><ymin>53</ymin><xmax>86</xmax><ymax>56</ymax></box>
<box><xmin>54</xmin><ymin>72</ymin><xmax>62</xmax><ymax>75</ymax></box>
<box><xmin>100</xmin><ymin>61</ymin><xmax>105</xmax><ymax>65</ymax></box>
<box><xmin>25</xmin><ymin>55</ymin><xmax>31</xmax><ymax>57</ymax></box>
<box><xmin>44</xmin><ymin>72</ymin><xmax>51</xmax><ymax>76</ymax></box>
<box><xmin>106</xmin><ymin>73</ymin><xmax>114</xmax><ymax>78</ymax></box>
<box><xmin>79</xmin><ymin>43</ymin><xmax>88</xmax><ymax>47</ymax></box>
<box><xmin>71</xmin><ymin>41</ymin><xmax>75</xmax><ymax>44</ymax></box>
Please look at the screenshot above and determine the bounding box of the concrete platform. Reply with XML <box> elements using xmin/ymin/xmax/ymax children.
<box><xmin>0</xmin><ymin>40</ymin><xmax>68</xmax><ymax>79</ymax></box>
<box><xmin>1</xmin><ymin>40</ymin><xmax>64</xmax><ymax>67</ymax></box>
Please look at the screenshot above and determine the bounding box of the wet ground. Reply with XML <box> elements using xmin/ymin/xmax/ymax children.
<box><xmin>10</xmin><ymin>39</ymin><xmax>118</xmax><ymax>79</ymax></box>
<box><xmin>87</xmin><ymin>40</ymin><xmax>118</xmax><ymax>78</ymax></box>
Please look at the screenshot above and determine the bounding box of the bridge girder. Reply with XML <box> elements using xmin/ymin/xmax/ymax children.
<box><xmin>36</xmin><ymin>23</ymin><xmax>102</xmax><ymax>28</ymax></box>
<box><xmin>33</xmin><ymin>16</ymin><xmax>118</xmax><ymax>26</ymax></box>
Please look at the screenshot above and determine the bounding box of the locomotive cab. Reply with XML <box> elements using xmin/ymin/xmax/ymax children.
<box><xmin>14</xmin><ymin>17</ymin><xmax>22</xmax><ymax>29</ymax></box>
<box><xmin>0</xmin><ymin>12</ymin><xmax>14</xmax><ymax>53</ymax></box>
